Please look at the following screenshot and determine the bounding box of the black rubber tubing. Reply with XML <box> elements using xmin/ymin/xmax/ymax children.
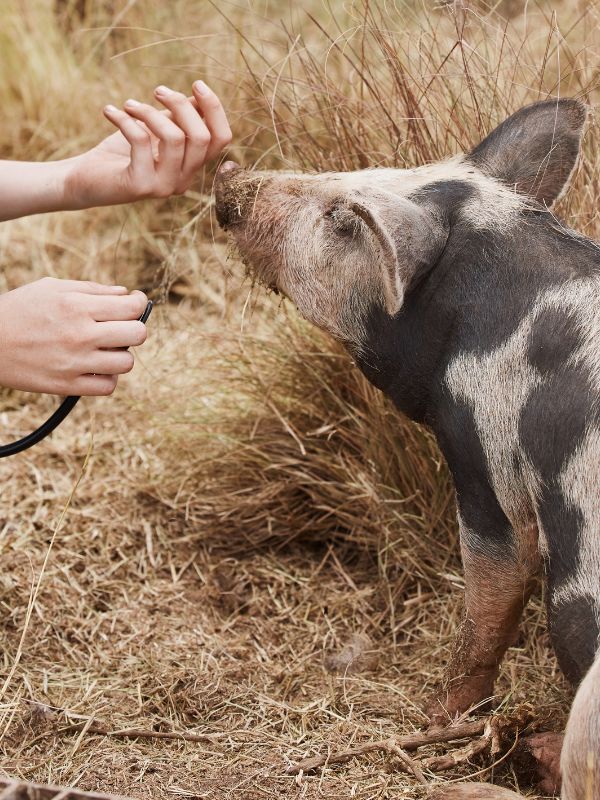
<box><xmin>0</xmin><ymin>299</ymin><xmax>153</xmax><ymax>458</ymax></box>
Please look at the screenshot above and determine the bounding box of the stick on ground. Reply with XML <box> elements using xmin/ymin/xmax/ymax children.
<box><xmin>0</xmin><ymin>777</ymin><xmax>133</xmax><ymax>800</ymax></box>
<box><xmin>286</xmin><ymin>718</ymin><xmax>487</xmax><ymax>775</ymax></box>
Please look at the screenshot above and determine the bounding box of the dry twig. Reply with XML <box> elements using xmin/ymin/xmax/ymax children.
<box><xmin>422</xmin><ymin>732</ymin><xmax>491</xmax><ymax>771</ymax></box>
<box><xmin>286</xmin><ymin>718</ymin><xmax>487</xmax><ymax>775</ymax></box>
<box><xmin>21</xmin><ymin>708</ymin><xmax>226</xmax><ymax>751</ymax></box>
<box><xmin>287</xmin><ymin>711</ymin><xmax>533</xmax><ymax>780</ymax></box>
<box><xmin>0</xmin><ymin>777</ymin><xmax>132</xmax><ymax>800</ymax></box>
<box><xmin>61</xmin><ymin>722</ymin><xmax>224</xmax><ymax>745</ymax></box>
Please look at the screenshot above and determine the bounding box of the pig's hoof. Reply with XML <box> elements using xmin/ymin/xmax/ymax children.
<box><xmin>425</xmin><ymin>688</ymin><xmax>460</xmax><ymax>728</ymax></box>
<box><xmin>512</xmin><ymin>731</ymin><xmax>563</xmax><ymax>795</ymax></box>
<box><xmin>428</xmin><ymin>782</ymin><xmax>522</xmax><ymax>799</ymax></box>
<box><xmin>425</xmin><ymin>695</ymin><xmax>452</xmax><ymax>729</ymax></box>
<box><xmin>425</xmin><ymin>677</ymin><xmax>496</xmax><ymax>728</ymax></box>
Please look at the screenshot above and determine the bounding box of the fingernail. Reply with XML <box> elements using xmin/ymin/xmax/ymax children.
<box><xmin>194</xmin><ymin>80</ymin><xmax>209</xmax><ymax>96</ymax></box>
<box><xmin>111</xmin><ymin>285</ymin><xmax>127</xmax><ymax>290</ymax></box>
<box><xmin>124</xmin><ymin>98</ymin><xmax>141</xmax><ymax>108</ymax></box>
<box><xmin>104</xmin><ymin>104</ymin><xmax>118</xmax><ymax>113</ymax></box>
<box><xmin>155</xmin><ymin>85</ymin><xmax>173</xmax><ymax>96</ymax></box>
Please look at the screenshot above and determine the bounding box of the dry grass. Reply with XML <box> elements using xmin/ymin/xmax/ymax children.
<box><xmin>0</xmin><ymin>0</ymin><xmax>596</xmax><ymax>797</ymax></box>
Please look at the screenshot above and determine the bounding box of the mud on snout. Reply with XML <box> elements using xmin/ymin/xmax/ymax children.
<box><xmin>215</xmin><ymin>160</ymin><xmax>284</xmax><ymax>294</ymax></box>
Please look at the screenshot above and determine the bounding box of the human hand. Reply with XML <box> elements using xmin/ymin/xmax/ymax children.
<box><xmin>63</xmin><ymin>81</ymin><xmax>232</xmax><ymax>209</ymax></box>
<box><xmin>0</xmin><ymin>278</ymin><xmax>148</xmax><ymax>396</ymax></box>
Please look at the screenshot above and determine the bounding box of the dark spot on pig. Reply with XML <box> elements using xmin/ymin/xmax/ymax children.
<box><xmin>518</xmin><ymin>366</ymin><xmax>594</xmax><ymax>588</ymax></box>
<box><xmin>409</xmin><ymin>179</ymin><xmax>477</xmax><ymax>222</ymax></box>
<box><xmin>363</xmin><ymin>218</ymin><xmax>582</xmax><ymax>421</ymax></box>
<box><xmin>527</xmin><ymin>307</ymin><xmax>583</xmax><ymax>374</ymax></box>
<box><xmin>453</xmin><ymin>219</ymin><xmax>588</xmax><ymax>357</ymax></box>
<box><xmin>437</xmin><ymin>393</ymin><xmax>515</xmax><ymax>556</ymax></box>
<box><xmin>549</xmin><ymin>593</ymin><xmax>599</xmax><ymax>684</ymax></box>
<box><xmin>519</xmin><ymin>365</ymin><xmax>593</xmax><ymax>477</ymax></box>
<box><xmin>356</xmin><ymin>298</ymin><xmax>451</xmax><ymax>422</ymax></box>
<box><xmin>538</xmin><ymin>486</ymin><xmax>584</xmax><ymax>589</ymax></box>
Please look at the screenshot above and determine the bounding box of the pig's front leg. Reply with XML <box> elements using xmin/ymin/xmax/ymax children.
<box><xmin>428</xmin><ymin>515</ymin><xmax>540</xmax><ymax>726</ymax></box>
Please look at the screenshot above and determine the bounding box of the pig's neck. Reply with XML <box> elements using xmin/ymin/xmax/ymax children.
<box><xmin>353</xmin><ymin>213</ymin><xmax>600</xmax><ymax>426</ymax></box>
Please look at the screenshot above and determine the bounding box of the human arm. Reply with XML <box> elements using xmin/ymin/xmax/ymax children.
<box><xmin>0</xmin><ymin>80</ymin><xmax>232</xmax><ymax>222</ymax></box>
<box><xmin>0</xmin><ymin>81</ymin><xmax>232</xmax><ymax>395</ymax></box>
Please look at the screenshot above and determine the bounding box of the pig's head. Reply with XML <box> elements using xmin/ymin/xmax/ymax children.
<box><xmin>215</xmin><ymin>99</ymin><xmax>586</xmax><ymax>349</ymax></box>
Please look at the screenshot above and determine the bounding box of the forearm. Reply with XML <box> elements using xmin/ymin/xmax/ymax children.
<box><xmin>0</xmin><ymin>158</ymin><xmax>77</xmax><ymax>221</ymax></box>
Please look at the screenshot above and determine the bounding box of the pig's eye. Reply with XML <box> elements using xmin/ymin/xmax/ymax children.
<box><xmin>325</xmin><ymin>204</ymin><xmax>361</xmax><ymax>237</ymax></box>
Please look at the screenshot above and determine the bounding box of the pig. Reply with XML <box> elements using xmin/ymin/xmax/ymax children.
<box><xmin>215</xmin><ymin>99</ymin><xmax>599</xmax><ymax>800</ymax></box>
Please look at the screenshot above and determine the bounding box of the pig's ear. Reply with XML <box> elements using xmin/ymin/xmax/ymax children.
<box><xmin>351</xmin><ymin>202</ymin><xmax>404</xmax><ymax>315</ymax></box>
<box><xmin>466</xmin><ymin>98</ymin><xmax>587</xmax><ymax>206</ymax></box>
<box><xmin>352</xmin><ymin>200</ymin><xmax>449</xmax><ymax>316</ymax></box>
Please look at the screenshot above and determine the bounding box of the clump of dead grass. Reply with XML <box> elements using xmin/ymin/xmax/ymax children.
<box><xmin>140</xmin><ymin>317</ymin><xmax>457</xmax><ymax>584</ymax></box>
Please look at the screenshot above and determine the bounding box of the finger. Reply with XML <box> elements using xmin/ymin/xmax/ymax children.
<box><xmin>87</xmin><ymin>291</ymin><xmax>148</xmax><ymax>322</ymax></box>
<box><xmin>154</xmin><ymin>86</ymin><xmax>211</xmax><ymax>187</ymax></box>
<box><xmin>70</xmin><ymin>374</ymin><xmax>119</xmax><ymax>397</ymax></box>
<box><xmin>191</xmin><ymin>81</ymin><xmax>233</xmax><ymax>162</ymax></box>
<box><xmin>47</xmin><ymin>278</ymin><xmax>129</xmax><ymax>296</ymax></box>
<box><xmin>86</xmin><ymin>350</ymin><xmax>135</xmax><ymax>376</ymax></box>
<box><xmin>123</xmin><ymin>99</ymin><xmax>186</xmax><ymax>192</ymax></box>
<box><xmin>103</xmin><ymin>104</ymin><xmax>155</xmax><ymax>180</ymax></box>
<box><xmin>92</xmin><ymin>320</ymin><xmax>148</xmax><ymax>348</ymax></box>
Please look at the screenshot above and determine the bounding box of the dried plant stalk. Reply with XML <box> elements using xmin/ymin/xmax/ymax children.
<box><xmin>0</xmin><ymin>777</ymin><xmax>132</xmax><ymax>800</ymax></box>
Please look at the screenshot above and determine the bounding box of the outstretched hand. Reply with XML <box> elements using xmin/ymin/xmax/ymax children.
<box><xmin>64</xmin><ymin>81</ymin><xmax>232</xmax><ymax>209</ymax></box>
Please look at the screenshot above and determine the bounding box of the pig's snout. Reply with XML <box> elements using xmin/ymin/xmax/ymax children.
<box><xmin>215</xmin><ymin>161</ymin><xmax>263</xmax><ymax>230</ymax></box>
<box><xmin>219</xmin><ymin>160</ymin><xmax>240</xmax><ymax>174</ymax></box>
<box><xmin>215</xmin><ymin>160</ymin><xmax>243</xmax><ymax>228</ymax></box>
